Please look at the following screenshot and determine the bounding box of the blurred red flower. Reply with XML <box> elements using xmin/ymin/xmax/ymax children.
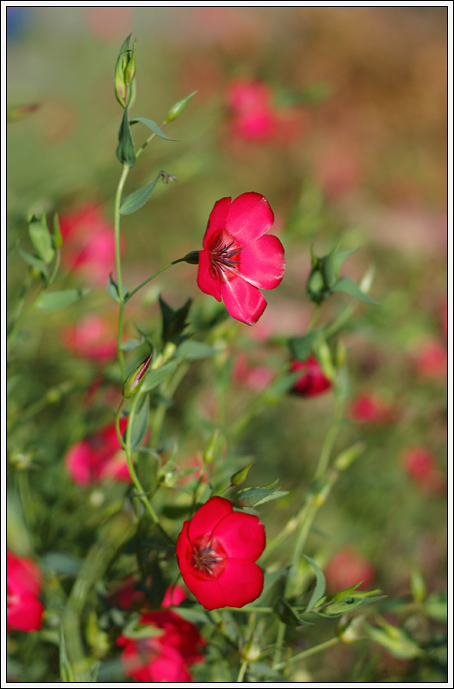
<box><xmin>401</xmin><ymin>447</ymin><xmax>445</xmax><ymax>496</ymax></box>
<box><xmin>415</xmin><ymin>339</ymin><xmax>447</xmax><ymax>380</ymax></box>
<box><xmin>350</xmin><ymin>392</ymin><xmax>394</xmax><ymax>424</ymax></box>
<box><xmin>64</xmin><ymin>418</ymin><xmax>130</xmax><ymax>486</ymax></box>
<box><xmin>59</xmin><ymin>203</ymin><xmax>124</xmax><ymax>286</ymax></box>
<box><xmin>290</xmin><ymin>356</ymin><xmax>332</xmax><ymax>397</ymax></box>
<box><xmin>324</xmin><ymin>547</ymin><xmax>375</xmax><ymax>594</ymax></box>
<box><xmin>61</xmin><ymin>314</ymin><xmax>118</xmax><ymax>362</ymax></box>
<box><xmin>118</xmin><ymin>585</ymin><xmax>204</xmax><ymax>682</ymax></box>
<box><xmin>233</xmin><ymin>352</ymin><xmax>275</xmax><ymax>391</ymax></box>
<box><xmin>197</xmin><ymin>192</ymin><xmax>285</xmax><ymax>325</ymax></box>
<box><xmin>7</xmin><ymin>550</ymin><xmax>44</xmax><ymax>633</ymax></box>
<box><xmin>176</xmin><ymin>496</ymin><xmax>266</xmax><ymax>610</ymax></box>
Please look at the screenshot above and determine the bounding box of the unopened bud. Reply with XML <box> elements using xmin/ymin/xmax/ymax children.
<box><xmin>122</xmin><ymin>353</ymin><xmax>152</xmax><ymax>399</ymax></box>
<box><xmin>163</xmin><ymin>90</ymin><xmax>198</xmax><ymax>125</ymax></box>
<box><xmin>203</xmin><ymin>428</ymin><xmax>221</xmax><ymax>465</ymax></box>
<box><xmin>124</xmin><ymin>39</ymin><xmax>137</xmax><ymax>84</ymax></box>
<box><xmin>242</xmin><ymin>641</ymin><xmax>260</xmax><ymax>662</ymax></box>
<box><xmin>114</xmin><ymin>35</ymin><xmax>136</xmax><ymax>108</ymax></box>
<box><xmin>338</xmin><ymin>615</ymin><xmax>364</xmax><ymax>644</ymax></box>
<box><xmin>52</xmin><ymin>213</ymin><xmax>63</xmax><ymax>250</ymax></box>
<box><xmin>334</xmin><ymin>442</ymin><xmax>365</xmax><ymax>471</ymax></box>
<box><xmin>231</xmin><ymin>464</ymin><xmax>252</xmax><ymax>486</ymax></box>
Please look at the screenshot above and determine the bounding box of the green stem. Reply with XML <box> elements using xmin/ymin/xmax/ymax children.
<box><xmin>114</xmin><ymin>164</ymin><xmax>130</xmax><ymax>380</ymax></box>
<box><xmin>313</xmin><ymin>396</ymin><xmax>344</xmax><ymax>481</ymax></box>
<box><xmin>237</xmin><ymin>660</ymin><xmax>248</xmax><ymax>683</ymax></box>
<box><xmin>7</xmin><ymin>286</ymin><xmax>44</xmax><ymax>357</ymax></box>
<box><xmin>307</xmin><ymin>304</ymin><xmax>321</xmax><ymax>332</ymax></box>
<box><xmin>274</xmin><ymin>637</ymin><xmax>340</xmax><ymax>669</ymax></box>
<box><xmin>126</xmin><ymin>259</ymin><xmax>185</xmax><ymax>303</ymax></box>
<box><xmin>117</xmin><ymin>398</ymin><xmax>174</xmax><ymax>545</ymax></box>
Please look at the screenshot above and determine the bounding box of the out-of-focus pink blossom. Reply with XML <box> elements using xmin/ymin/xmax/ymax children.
<box><xmin>401</xmin><ymin>447</ymin><xmax>446</xmax><ymax>496</ymax></box>
<box><xmin>314</xmin><ymin>147</ymin><xmax>361</xmax><ymax>199</ymax></box>
<box><xmin>233</xmin><ymin>352</ymin><xmax>275</xmax><ymax>391</ymax></box>
<box><xmin>108</xmin><ymin>576</ymin><xmax>146</xmax><ymax>611</ymax></box>
<box><xmin>118</xmin><ymin>585</ymin><xmax>204</xmax><ymax>682</ymax></box>
<box><xmin>65</xmin><ymin>418</ymin><xmax>131</xmax><ymax>486</ymax></box>
<box><xmin>290</xmin><ymin>356</ymin><xmax>332</xmax><ymax>398</ymax></box>
<box><xmin>350</xmin><ymin>392</ymin><xmax>395</xmax><ymax>424</ymax></box>
<box><xmin>324</xmin><ymin>547</ymin><xmax>375</xmax><ymax>594</ymax></box>
<box><xmin>61</xmin><ymin>314</ymin><xmax>118</xmax><ymax>362</ymax></box>
<box><xmin>7</xmin><ymin>551</ymin><xmax>44</xmax><ymax>633</ymax></box>
<box><xmin>59</xmin><ymin>203</ymin><xmax>124</xmax><ymax>286</ymax></box>
<box><xmin>415</xmin><ymin>339</ymin><xmax>447</xmax><ymax>380</ymax></box>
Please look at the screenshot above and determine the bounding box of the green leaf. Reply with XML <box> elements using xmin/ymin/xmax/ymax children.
<box><xmin>41</xmin><ymin>551</ymin><xmax>82</xmax><ymax>577</ymax></box>
<box><xmin>333</xmin><ymin>248</ymin><xmax>357</xmax><ymax>276</ymax></box>
<box><xmin>263</xmin><ymin>371</ymin><xmax>302</xmax><ymax>403</ymax></box>
<box><xmin>304</xmin><ymin>555</ymin><xmax>326</xmax><ymax>612</ymax></box>
<box><xmin>28</xmin><ymin>213</ymin><xmax>55</xmax><ymax>263</ymax></box>
<box><xmin>236</xmin><ymin>480</ymin><xmax>287</xmax><ymax>508</ymax></box>
<box><xmin>288</xmin><ymin>330</ymin><xmax>321</xmax><ymax>361</ymax></box>
<box><xmin>178</xmin><ymin>339</ymin><xmax>221</xmax><ymax>360</ymax></box>
<box><xmin>120</xmin><ymin>175</ymin><xmax>160</xmax><ymax>215</ymax></box>
<box><xmin>423</xmin><ymin>592</ymin><xmax>447</xmax><ymax>621</ymax></box>
<box><xmin>16</xmin><ymin>243</ymin><xmax>49</xmax><ymax>280</ymax></box>
<box><xmin>163</xmin><ymin>90</ymin><xmax>198</xmax><ymax>124</ymax></box>
<box><xmin>140</xmin><ymin>360</ymin><xmax>180</xmax><ymax>392</ymax></box>
<box><xmin>59</xmin><ymin>625</ymin><xmax>75</xmax><ymax>682</ymax></box>
<box><xmin>331</xmin><ymin>277</ymin><xmax>378</xmax><ymax>305</ymax></box>
<box><xmin>159</xmin><ymin>295</ymin><xmax>192</xmax><ymax>345</ymax></box>
<box><xmin>121</xmin><ymin>338</ymin><xmax>144</xmax><ymax>352</ymax></box>
<box><xmin>36</xmin><ymin>288</ymin><xmax>90</xmax><ymax>311</ymax></box>
<box><xmin>362</xmin><ymin>620</ymin><xmax>423</xmax><ymax>659</ymax></box>
<box><xmin>107</xmin><ymin>274</ymin><xmax>129</xmax><ymax>302</ymax></box>
<box><xmin>130</xmin><ymin>117</ymin><xmax>177</xmax><ymax>141</ymax></box>
<box><xmin>127</xmin><ymin>396</ymin><xmax>149</xmax><ymax>451</ymax></box>
<box><xmin>116</xmin><ymin>107</ymin><xmax>136</xmax><ymax>167</ymax></box>
<box><xmin>172</xmin><ymin>608</ymin><xmax>210</xmax><ymax>625</ymax></box>
<box><xmin>273</xmin><ymin>597</ymin><xmax>312</xmax><ymax>627</ymax></box>
<box><xmin>253</xmin><ymin>567</ymin><xmax>288</xmax><ymax>606</ymax></box>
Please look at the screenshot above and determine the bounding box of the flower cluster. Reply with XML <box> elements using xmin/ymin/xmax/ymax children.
<box><xmin>65</xmin><ymin>418</ymin><xmax>130</xmax><ymax>486</ymax></box>
<box><xmin>176</xmin><ymin>496</ymin><xmax>266</xmax><ymax>610</ymax></box>
<box><xmin>7</xmin><ymin>550</ymin><xmax>44</xmax><ymax>633</ymax></box>
<box><xmin>118</xmin><ymin>585</ymin><xmax>204</xmax><ymax>682</ymax></box>
<box><xmin>197</xmin><ymin>192</ymin><xmax>285</xmax><ymax>325</ymax></box>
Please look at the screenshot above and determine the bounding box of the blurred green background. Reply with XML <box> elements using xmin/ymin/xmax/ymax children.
<box><xmin>7</xmin><ymin>6</ymin><xmax>447</xmax><ymax>682</ymax></box>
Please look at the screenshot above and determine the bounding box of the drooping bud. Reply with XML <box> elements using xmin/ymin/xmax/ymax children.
<box><xmin>122</xmin><ymin>353</ymin><xmax>152</xmax><ymax>399</ymax></box>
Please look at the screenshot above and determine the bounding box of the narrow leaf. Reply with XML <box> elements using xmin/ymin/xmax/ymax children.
<box><xmin>36</xmin><ymin>288</ymin><xmax>90</xmax><ymax>311</ymax></box>
<box><xmin>288</xmin><ymin>330</ymin><xmax>321</xmax><ymax>361</ymax></box>
<box><xmin>16</xmin><ymin>243</ymin><xmax>49</xmax><ymax>280</ymax></box>
<box><xmin>107</xmin><ymin>274</ymin><xmax>129</xmax><ymax>302</ymax></box>
<box><xmin>178</xmin><ymin>339</ymin><xmax>221</xmax><ymax>360</ymax></box>
<box><xmin>121</xmin><ymin>338</ymin><xmax>144</xmax><ymax>352</ymax></box>
<box><xmin>304</xmin><ymin>555</ymin><xmax>326</xmax><ymax>612</ymax></box>
<box><xmin>130</xmin><ymin>117</ymin><xmax>176</xmax><ymax>141</ymax></box>
<box><xmin>140</xmin><ymin>360</ymin><xmax>180</xmax><ymax>392</ymax></box>
<box><xmin>273</xmin><ymin>598</ymin><xmax>312</xmax><ymax>627</ymax></box>
<box><xmin>332</xmin><ymin>277</ymin><xmax>378</xmax><ymax>305</ymax></box>
<box><xmin>116</xmin><ymin>108</ymin><xmax>136</xmax><ymax>167</ymax></box>
<box><xmin>28</xmin><ymin>213</ymin><xmax>55</xmax><ymax>263</ymax></box>
<box><xmin>127</xmin><ymin>396</ymin><xmax>149</xmax><ymax>451</ymax></box>
<box><xmin>120</xmin><ymin>175</ymin><xmax>160</xmax><ymax>215</ymax></box>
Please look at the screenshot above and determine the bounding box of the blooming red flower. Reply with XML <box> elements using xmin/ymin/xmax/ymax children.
<box><xmin>176</xmin><ymin>496</ymin><xmax>266</xmax><ymax>610</ymax></box>
<box><xmin>7</xmin><ymin>550</ymin><xmax>44</xmax><ymax>633</ymax></box>
<box><xmin>59</xmin><ymin>203</ymin><xmax>124</xmax><ymax>286</ymax></box>
<box><xmin>197</xmin><ymin>192</ymin><xmax>285</xmax><ymax>325</ymax></box>
<box><xmin>415</xmin><ymin>339</ymin><xmax>447</xmax><ymax>380</ymax></box>
<box><xmin>61</xmin><ymin>314</ymin><xmax>118</xmax><ymax>362</ymax></box>
<box><xmin>290</xmin><ymin>356</ymin><xmax>332</xmax><ymax>397</ymax></box>
<box><xmin>350</xmin><ymin>392</ymin><xmax>394</xmax><ymax>424</ymax></box>
<box><xmin>118</xmin><ymin>585</ymin><xmax>204</xmax><ymax>682</ymax></box>
<box><xmin>65</xmin><ymin>418</ymin><xmax>130</xmax><ymax>486</ymax></box>
<box><xmin>324</xmin><ymin>547</ymin><xmax>375</xmax><ymax>594</ymax></box>
<box><xmin>401</xmin><ymin>447</ymin><xmax>445</xmax><ymax>496</ymax></box>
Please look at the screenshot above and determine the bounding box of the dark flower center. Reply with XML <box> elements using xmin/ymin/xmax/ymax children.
<box><xmin>189</xmin><ymin>535</ymin><xmax>227</xmax><ymax>580</ymax></box>
<box><xmin>207</xmin><ymin>229</ymin><xmax>243</xmax><ymax>282</ymax></box>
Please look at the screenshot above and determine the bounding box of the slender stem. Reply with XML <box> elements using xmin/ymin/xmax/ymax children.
<box><xmin>114</xmin><ymin>164</ymin><xmax>130</xmax><ymax>380</ymax></box>
<box><xmin>324</xmin><ymin>302</ymin><xmax>356</xmax><ymax>339</ymax></box>
<box><xmin>237</xmin><ymin>660</ymin><xmax>248</xmax><ymax>683</ymax></box>
<box><xmin>313</xmin><ymin>396</ymin><xmax>344</xmax><ymax>481</ymax></box>
<box><xmin>48</xmin><ymin>249</ymin><xmax>61</xmax><ymax>285</ymax></box>
<box><xmin>126</xmin><ymin>259</ymin><xmax>184</xmax><ymax>303</ymax></box>
<box><xmin>274</xmin><ymin>637</ymin><xmax>340</xmax><ymax>670</ymax></box>
<box><xmin>307</xmin><ymin>304</ymin><xmax>321</xmax><ymax>332</ymax></box>
<box><xmin>7</xmin><ymin>286</ymin><xmax>44</xmax><ymax>357</ymax></box>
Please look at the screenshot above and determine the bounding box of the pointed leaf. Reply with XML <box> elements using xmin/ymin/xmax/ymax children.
<box><xmin>130</xmin><ymin>117</ymin><xmax>176</xmax><ymax>141</ymax></box>
<box><xmin>116</xmin><ymin>108</ymin><xmax>136</xmax><ymax>167</ymax></box>
<box><xmin>333</xmin><ymin>248</ymin><xmax>357</xmax><ymax>276</ymax></box>
<box><xmin>273</xmin><ymin>598</ymin><xmax>312</xmax><ymax>627</ymax></box>
<box><xmin>120</xmin><ymin>175</ymin><xmax>160</xmax><ymax>215</ymax></box>
<box><xmin>163</xmin><ymin>90</ymin><xmax>198</xmax><ymax>124</ymax></box>
<box><xmin>159</xmin><ymin>295</ymin><xmax>192</xmax><ymax>345</ymax></box>
<box><xmin>16</xmin><ymin>243</ymin><xmax>49</xmax><ymax>280</ymax></box>
<box><xmin>121</xmin><ymin>338</ymin><xmax>145</xmax><ymax>352</ymax></box>
<box><xmin>236</xmin><ymin>481</ymin><xmax>287</xmax><ymax>508</ymax></box>
<box><xmin>140</xmin><ymin>360</ymin><xmax>180</xmax><ymax>392</ymax></box>
<box><xmin>304</xmin><ymin>555</ymin><xmax>326</xmax><ymax>612</ymax></box>
<box><xmin>127</xmin><ymin>396</ymin><xmax>149</xmax><ymax>451</ymax></box>
<box><xmin>332</xmin><ymin>277</ymin><xmax>378</xmax><ymax>305</ymax></box>
<box><xmin>178</xmin><ymin>339</ymin><xmax>221</xmax><ymax>360</ymax></box>
<box><xmin>28</xmin><ymin>213</ymin><xmax>55</xmax><ymax>263</ymax></box>
<box><xmin>36</xmin><ymin>288</ymin><xmax>90</xmax><ymax>311</ymax></box>
<box><xmin>107</xmin><ymin>274</ymin><xmax>129</xmax><ymax>302</ymax></box>
<box><xmin>288</xmin><ymin>330</ymin><xmax>321</xmax><ymax>361</ymax></box>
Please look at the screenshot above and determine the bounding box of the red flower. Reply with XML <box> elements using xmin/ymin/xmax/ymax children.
<box><xmin>227</xmin><ymin>79</ymin><xmax>278</xmax><ymax>142</ymax></box>
<box><xmin>401</xmin><ymin>447</ymin><xmax>445</xmax><ymax>496</ymax></box>
<box><xmin>59</xmin><ymin>203</ymin><xmax>124</xmax><ymax>286</ymax></box>
<box><xmin>176</xmin><ymin>496</ymin><xmax>266</xmax><ymax>610</ymax></box>
<box><xmin>233</xmin><ymin>352</ymin><xmax>275</xmax><ymax>391</ymax></box>
<box><xmin>65</xmin><ymin>418</ymin><xmax>130</xmax><ymax>486</ymax></box>
<box><xmin>61</xmin><ymin>314</ymin><xmax>118</xmax><ymax>362</ymax></box>
<box><xmin>7</xmin><ymin>550</ymin><xmax>44</xmax><ymax>633</ymax></box>
<box><xmin>118</xmin><ymin>586</ymin><xmax>204</xmax><ymax>682</ymax></box>
<box><xmin>324</xmin><ymin>547</ymin><xmax>375</xmax><ymax>594</ymax></box>
<box><xmin>197</xmin><ymin>192</ymin><xmax>285</xmax><ymax>325</ymax></box>
<box><xmin>350</xmin><ymin>392</ymin><xmax>394</xmax><ymax>424</ymax></box>
<box><xmin>290</xmin><ymin>356</ymin><xmax>332</xmax><ymax>397</ymax></box>
<box><xmin>415</xmin><ymin>339</ymin><xmax>447</xmax><ymax>380</ymax></box>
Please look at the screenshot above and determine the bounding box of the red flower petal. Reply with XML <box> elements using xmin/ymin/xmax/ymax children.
<box><xmin>7</xmin><ymin>593</ymin><xmax>44</xmax><ymax>632</ymax></box>
<box><xmin>239</xmin><ymin>234</ymin><xmax>285</xmax><ymax>289</ymax></box>
<box><xmin>187</xmin><ymin>496</ymin><xmax>233</xmax><ymax>543</ymax></box>
<box><xmin>197</xmin><ymin>249</ymin><xmax>222</xmax><ymax>301</ymax></box>
<box><xmin>202</xmin><ymin>196</ymin><xmax>232</xmax><ymax>247</ymax></box>
<box><xmin>217</xmin><ymin>558</ymin><xmax>264</xmax><ymax>608</ymax></box>
<box><xmin>221</xmin><ymin>276</ymin><xmax>267</xmax><ymax>325</ymax></box>
<box><xmin>176</xmin><ymin>521</ymin><xmax>192</xmax><ymax>575</ymax></box>
<box><xmin>7</xmin><ymin>551</ymin><xmax>42</xmax><ymax>597</ymax></box>
<box><xmin>225</xmin><ymin>192</ymin><xmax>274</xmax><ymax>245</ymax></box>
<box><xmin>179</xmin><ymin>566</ymin><xmax>227</xmax><ymax>610</ymax></box>
<box><xmin>212</xmin><ymin>511</ymin><xmax>266</xmax><ymax>561</ymax></box>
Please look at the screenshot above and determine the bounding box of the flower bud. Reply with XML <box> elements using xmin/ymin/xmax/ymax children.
<box><xmin>203</xmin><ymin>428</ymin><xmax>221</xmax><ymax>465</ymax></box>
<box><xmin>338</xmin><ymin>614</ymin><xmax>364</xmax><ymax>643</ymax></box>
<box><xmin>114</xmin><ymin>35</ymin><xmax>136</xmax><ymax>108</ymax></box>
<box><xmin>122</xmin><ymin>353</ymin><xmax>152</xmax><ymax>399</ymax></box>
<box><xmin>242</xmin><ymin>641</ymin><xmax>261</xmax><ymax>662</ymax></box>
<box><xmin>231</xmin><ymin>463</ymin><xmax>252</xmax><ymax>486</ymax></box>
<box><xmin>163</xmin><ymin>90</ymin><xmax>198</xmax><ymax>125</ymax></box>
